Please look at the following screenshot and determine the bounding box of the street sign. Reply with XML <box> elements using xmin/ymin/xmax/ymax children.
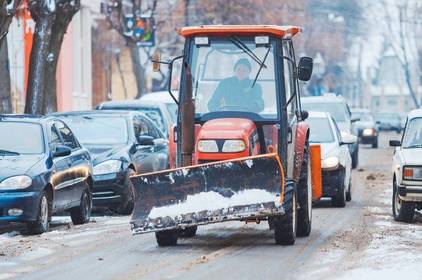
<box><xmin>124</xmin><ymin>15</ymin><xmax>155</xmax><ymax>47</ymax></box>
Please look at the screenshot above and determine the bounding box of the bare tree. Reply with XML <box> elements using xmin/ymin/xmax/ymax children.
<box><xmin>25</xmin><ymin>0</ymin><xmax>80</xmax><ymax>114</ymax></box>
<box><xmin>0</xmin><ymin>0</ymin><xmax>21</xmax><ymax>113</ymax></box>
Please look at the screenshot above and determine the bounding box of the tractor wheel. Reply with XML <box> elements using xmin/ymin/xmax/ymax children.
<box><xmin>179</xmin><ymin>226</ymin><xmax>198</xmax><ymax>238</ymax></box>
<box><xmin>297</xmin><ymin>142</ymin><xmax>312</xmax><ymax>237</ymax></box>
<box><xmin>273</xmin><ymin>181</ymin><xmax>297</xmax><ymax>245</ymax></box>
<box><xmin>393</xmin><ymin>180</ymin><xmax>415</xmax><ymax>223</ymax></box>
<box><xmin>155</xmin><ymin>229</ymin><xmax>179</xmax><ymax>247</ymax></box>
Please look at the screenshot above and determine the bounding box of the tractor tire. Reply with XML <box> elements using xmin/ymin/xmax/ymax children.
<box><xmin>393</xmin><ymin>181</ymin><xmax>415</xmax><ymax>223</ymax></box>
<box><xmin>297</xmin><ymin>142</ymin><xmax>312</xmax><ymax>237</ymax></box>
<box><xmin>180</xmin><ymin>226</ymin><xmax>198</xmax><ymax>238</ymax></box>
<box><xmin>71</xmin><ymin>186</ymin><xmax>92</xmax><ymax>225</ymax></box>
<box><xmin>272</xmin><ymin>181</ymin><xmax>297</xmax><ymax>245</ymax></box>
<box><xmin>27</xmin><ymin>190</ymin><xmax>51</xmax><ymax>235</ymax></box>
<box><xmin>155</xmin><ymin>230</ymin><xmax>179</xmax><ymax>247</ymax></box>
<box><xmin>114</xmin><ymin>169</ymin><xmax>135</xmax><ymax>215</ymax></box>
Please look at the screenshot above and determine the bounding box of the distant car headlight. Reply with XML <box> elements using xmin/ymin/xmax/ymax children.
<box><xmin>93</xmin><ymin>160</ymin><xmax>122</xmax><ymax>175</ymax></box>
<box><xmin>322</xmin><ymin>157</ymin><xmax>339</xmax><ymax>169</ymax></box>
<box><xmin>363</xmin><ymin>128</ymin><xmax>376</xmax><ymax>136</ymax></box>
<box><xmin>0</xmin><ymin>175</ymin><xmax>32</xmax><ymax>190</ymax></box>
<box><xmin>197</xmin><ymin>140</ymin><xmax>219</xmax><ymax>153</ymax></box>
<box><xmin>222</xmin><ymin>140</ymin><xmax>246</xmax><ymax>153</ymax></box>
<box><xmin>403</xmin><ymin>166</ymin><xmax>422</xmax><ymax>180</ymax></box>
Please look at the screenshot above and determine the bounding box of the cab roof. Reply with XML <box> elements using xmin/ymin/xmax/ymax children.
<box><xmin>178</xmin><ymin>25</ymin><xmax>301</xmax><ymax>38</ymax></box>
<box><xmin>407</xmin><ymin>109</ymin><xmax>422</xmax><ymax>120</ymax></box>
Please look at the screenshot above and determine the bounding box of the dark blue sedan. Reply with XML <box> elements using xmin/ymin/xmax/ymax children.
<box><xmin>0</xmin><ymin>115</ymin><xmax>93</xmax><ymax>234</ymax></box>
<box><xmin>54</xmin><ymin>111</ymin><xmax>169</xmax><ymax>214</ymax></box>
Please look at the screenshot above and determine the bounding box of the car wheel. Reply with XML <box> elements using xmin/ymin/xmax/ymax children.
<box><xmin>114</xmin><ymin>169</ymin><xmax>135</xmax><ymax>215</ymax></box>
<box><xmin>332</xmin><ymin>173</ymin><xmax>346</xmax><ymax>207</ymax></box>
<box><xmin>372</xmin><ymin>138</ymin><xmax>378</xmax><ymax>149</ymax></box>
<box><xmin>297</xmin><ymin>142</ymin><xmax>312</xmax><ymax>237</ymax></box>
<box><xmin>27</xmin><ymin>190</ymin><xmax>51</xmax><ymax>235</ymax></box>
<box><xmin>393</xmin><ymin>181</ymin><xmax>415</xmax><ymax>223</ymax></box>
<box><xmin>155</xmin><ymin>230</ymin><xmax>179</xmax><ymax>246</ymax></box>
<box><xmin>346</xmin><ymin>178</ymin><xmax>352</xmax><ymax>202</ymax></box>
<box><xmin>272</xmin><ymin>181</ymin><xmax>297</xmax><ymax>245</ymax></box>
<box><xmin>70</xmin><ymin>186</ymin><xmax>92</xmax><ymax>225</ymax></box>
<box><xmin>352</xmin><ymin>147</ymin><xmax>359</xmax><ymax>169</ymax></box>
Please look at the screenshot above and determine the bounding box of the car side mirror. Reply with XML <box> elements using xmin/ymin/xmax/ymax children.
<box><xmin>137</xmin><ymin>135</ymin><xmax>155</xmax><ymax>146</ymax></box>
<box><xmin>340</xmin><ymin>134</ymin><xmax>357</xmax><ymax>145</ymax></box>
<box><xmin>389</xmin><ymin>140</ymin><xmax>401</xmax><ymax>147</ymax></box>
<box><xmin>301</xmin><ymin>110</ymin><xmax>309</xmax><ymax>121</ymax></box>
<box><xmin>351</xmin><ymin>118</ymin><xmax>360</xmax><ymax>123</ymax></box>
<box><xmin>297</xmin><ymin>57</ymin><xmax>313</xmax><ymax>81</ymax></box>
<box><xmin>375</xmin><ymin>121</ymin><xmax>381</xmax><ymax>124</ymax></box>
<box><xmin>53</xmin><ymin>145</ymin><xmax>72</xmax><ymax>157</ymax></box>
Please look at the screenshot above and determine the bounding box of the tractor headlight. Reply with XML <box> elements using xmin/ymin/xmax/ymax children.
<box><xmin>197</xmin><ymin>140</ymin><xmax>219</xmax><ymax>153</ymax></box>
<box><xmin>222</xmin><ymin>140</ymin><xmax>246</xmax><ymax>153</ymax></box>
<box><xmin>93</xmin><ymin>160</ymin><xmax>122</xmax><ymax>176</ymax></box>
<box><xmin>363</xmin><ymin>128</ymin><xmax>376</xmax><ymax>136</ymax></box>
<box><xmin>0</xmin><ymin>175</ymin><xmax>32</xmax><ymax>190</ymax></box>
<box><xmin>322</xmin><ymin>157</ymin><xmax>339</xmax><ymax>169</ymax></box>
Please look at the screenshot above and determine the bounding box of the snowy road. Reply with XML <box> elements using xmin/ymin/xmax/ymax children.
<box><xmin>1</xmin><ymin>132</ymin><xmax>421</xmax><ymax>280</ymax></box>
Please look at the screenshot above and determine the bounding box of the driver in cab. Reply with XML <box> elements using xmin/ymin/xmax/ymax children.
<box><xmin>208</xmin><ymin>58</ymin><xmax>265</xmax><ymax>113</ymax></box>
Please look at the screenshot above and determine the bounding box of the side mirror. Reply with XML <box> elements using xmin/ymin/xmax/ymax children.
<box><xmin>301</xmin><ymin>110</ymin><xmax>309</xmax><ymax>121</ymax></box>
<box><xmin>376</xmin><ymin>121</ymin><xmax>381</xmax><ymax>124</ymax></box>
<box><xmin>137</xmin><ymin>135</ymin><xmax>155</xmax><ymax>146</ymax></box>
<box><xmin>152</xmin><ymin>51</ymin><xmax>161</xmax><ymax>72</ymax></box>
<box><xmin>351</xmin><ymin>118</ymin><xmax>360</xmax><ymax>123</ymax></box>
<box><xmin>389</xmin><ymin>140</ymin><xmax>401</xmax><ymax>147</ymax></box>
<box><xmin>297</xmin><ymin>57</ymin><xmax>313</xmax><ymax>81</ymax></box>
<box><xmin>340</xmin><ymin>134</ymin><xmax>357</xmax><ymax>145</ymax></box>
<box><xmin>53</xmin><ymin>145</ymin><xmax>72</xmax><ymax>157</ymax></box>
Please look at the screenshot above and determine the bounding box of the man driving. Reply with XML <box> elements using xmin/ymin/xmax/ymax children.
<box><xmin>208</xmin><ymin>58</ymin><xmax>265</xmax><ymax>113</ymax></box>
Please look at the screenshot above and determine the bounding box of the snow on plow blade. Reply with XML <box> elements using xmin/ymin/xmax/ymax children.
<box><xmin>130</xmin><ymin>153</ymin><xmax>285</xmax><ymax>234</ymax></box>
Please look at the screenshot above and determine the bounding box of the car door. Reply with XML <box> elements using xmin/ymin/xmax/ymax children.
<box><xmin>48</xmin><ymin>122</ymin><xmax>72</xmax><ymax>211</ymax></box>
<box><xmin>145</xmin><ymin>117</ymin><xmax>169</xmax><ymax>170</ymax></box>
<box><xmin>55</xmin><ymin>120</ymin><xmax>90</xmax><ymax>206</ymax></box>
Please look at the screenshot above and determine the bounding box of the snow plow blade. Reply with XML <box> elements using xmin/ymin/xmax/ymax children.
<box><xmin>130</xmin><ymin>153</ymin><xmax>285</xmax><ymax>234</ymax></box>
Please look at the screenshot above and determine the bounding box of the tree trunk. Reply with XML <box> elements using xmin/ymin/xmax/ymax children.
<box><xmin>25</xmin><ymin>14</ymin><xmax>55</xmax><ymax>114</ymax></box>
<box><xmin>43</xmin><ymin>15</ymin><xmax>73</xmax><ymax>113</ymax></box>
<box><xmin>0</xmin><ymin>38</ymin><xmax>12</xmax><ymax>113</ymax></box>
<box><xmin>131</xmin><ymin>45</ymin><xmax>146</xmax><ymax>98</ymax></box>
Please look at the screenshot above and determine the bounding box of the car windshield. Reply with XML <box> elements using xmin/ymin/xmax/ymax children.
<box><xmin>190</xmin><ymin>36</ymin><xmax>278</xmax><ymax>121</ymax></box>
<box><xmin>100</xmin><ymin>106</ymin><xmax>167</xmax><ymax>135</ymax></box>
<box><xmin>302</xmin><ymin>102</ymin><xmax>348</xmax><ymax>122</ymax></box>
<box><xmin>63</xmin><ymin>116</ymin><xmax>128</xmax><ymax>145</ymax></box>
<box><xmin>0</xmin><ymin>122</ymin><xmax>44</xmax><ymax>154</ymax></box>
<box><xmin>352</xmin><ymin>112</ymin><xmax>373</xmax><ymax>122</ymax></box>
<box><xmin>376</xmin><ymin>113</ymin><xmax>399</xmax><ymax>122</ymax></box>
<box><xmin>402</xmin><ymin>118</ymin><xmax>422</xmax><ymax>148</ymax></box>
<box><xmin>166</xmin><ymin>103</ymin><xmax>178</xmax><ymax>122</ymax></box>
<box><xmin>306</xmin><ymin>117</ymin><xmax>335</xmax><ymax>143</ymax></box>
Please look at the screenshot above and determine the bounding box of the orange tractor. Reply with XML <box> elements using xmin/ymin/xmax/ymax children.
<box><xmin>131</xmin><ymin>25</ymin><xmax>322</xmax><ymax>246</ymax></box>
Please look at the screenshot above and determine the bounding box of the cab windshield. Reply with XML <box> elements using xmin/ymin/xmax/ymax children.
<box><xmin>189</xmin><ymin>36</ymin><xmax>278</xmax><ymax>121</ymax></box>
<box><xmin>402</xmin><ymin>118</ymin><xmax>422</xmax><ymax>148</ymax></box>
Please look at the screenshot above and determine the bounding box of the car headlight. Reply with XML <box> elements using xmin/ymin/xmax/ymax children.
<box><xmin>363</xmin><ymin>128</ymin><xmax>376</xmax><ymax>136</ymax></box>
<box><xmin>403</xmin><ymin>166</ymin><xmax>422</xmax><ymax>180</ymax></box>
<box><xmin>93</xmin><ymin>160</ymin><xmax>122</xmax><ymax>175</ymax></box>
<box><xmin>222</xmin><ymin>140</ymin><xmax>246</xmax><ymax>153</ymax></box>
<box><xmin>0</xmin><ymin>175</ymin><xmax>32</xmax><ymax>190</ymax></box>
<box><xmin>322</xmin><ymin>157</ymin><xmax>339</xmax><ymax>169</ymax></box>
<box><xmin>197</xmin><ymin>140</ymin><xmax>219</xmax><ymax>153</ymax></box>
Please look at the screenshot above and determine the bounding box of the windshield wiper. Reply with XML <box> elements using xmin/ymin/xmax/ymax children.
<box><xmin>0</xmin><ymin>149</ymin><xmax>20</xmax><ymax>155</ymax></box>
<box><xmin>229</xmin><ymin>36</ymin><xmax>267</xmax><ymax>68</ymax></box>
<box><xmin>251</xmin><ymin>46</ymin><xmax>271</xmax><ymax>88</ymax></box>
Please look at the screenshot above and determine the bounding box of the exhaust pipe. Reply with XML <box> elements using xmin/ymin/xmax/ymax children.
<box><xmin>180</xmin><ymin>62</ymin><xmax>195</xmax><ymax>167</ymax></box>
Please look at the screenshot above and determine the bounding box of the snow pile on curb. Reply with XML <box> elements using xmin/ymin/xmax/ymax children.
<box><xmin>0</xmin><ymin>231</ymin><xmax>19</xmax><ymax>244</ymax></box>
<box><xmin>148</xmin><ymin>189</ymin><xmax>278</xmax><ymax>219</ymax></box>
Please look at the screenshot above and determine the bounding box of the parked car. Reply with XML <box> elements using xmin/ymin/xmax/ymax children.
<box><xmin>351</xmin><ymin>108</ymin><xmax>379</xmax><ymax>148</ymax></box>
<box><xmin>302</xmin><ymin>93</ymin><xmax>360</xmax><ymax>168</ymax></box>
<box><xmin>0</xmin><ymin>115</ymin><xmax>93</xmax><ymax>234</ymax></box>
<box><xmin>306</xmin><ymin>112</ymin><xmax>356</xmax><ymax>207</ymax></box>
<box><xmin>375</xmin><ymin>112</ymin><xmax>402</xmax><ymax>133</ymax></box>
<box><xmin>390</xmin><ymin>109</ymin><xmax>422</xmax><ymax>222</ymax></box>
<box><xmin>139</xmin><ymin>91</ymin><xmax>178</xmax><ymax>123</ymax></box>
<box><xmin>97</xmin><ymin>100</ymin><xmax>173</xmax><ymax>138</ymax></box>
<box><xmin>54</xmin><ymin>111</ymin><xmax>169</xmax><ymax>214</ymax></box>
